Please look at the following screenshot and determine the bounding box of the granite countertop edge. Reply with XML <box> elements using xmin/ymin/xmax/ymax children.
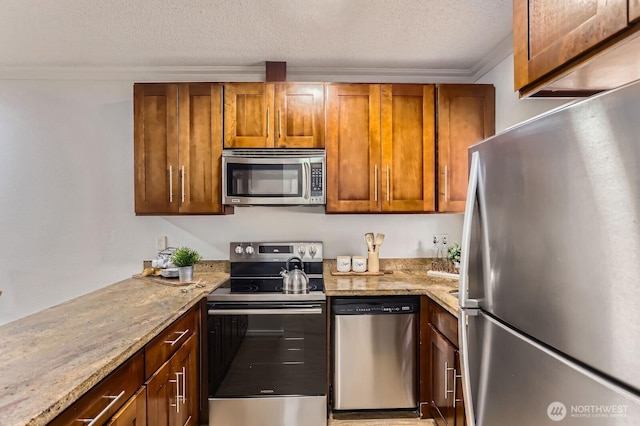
<box><xmin>0</xmin><ymin>271</ymin><xmax>229</xmax><ymax>426</ymax></box>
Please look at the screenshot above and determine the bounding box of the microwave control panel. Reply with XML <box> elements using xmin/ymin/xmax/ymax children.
<box><xmin>310</xmin><ymin>162</ymin><xmax>324</xmax><ymax>202</ymax></box>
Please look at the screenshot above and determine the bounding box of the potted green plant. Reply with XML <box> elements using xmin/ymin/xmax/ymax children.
<box><xmin>171</xmin><ymin>247</ymin><xmax>202</xmax><ymax>282</ymax></box>
<box><xmin>448</xmin><ymin>243</ymin><xmax>461</xmax><ymax>272</ymax></box>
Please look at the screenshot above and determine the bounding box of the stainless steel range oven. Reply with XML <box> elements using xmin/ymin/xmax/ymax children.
<box><xmin>207</xmin><ymin>241</ymin><xmax>327</xmax><ymax>426</ymax></box>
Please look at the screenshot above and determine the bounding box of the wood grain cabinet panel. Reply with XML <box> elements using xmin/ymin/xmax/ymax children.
<box><xmin>146</xmin><ymin>333</ymin><xmax>199</xmax><ymax>426</ymax></box>
<box><xmin>632</xmin><ymin>0</ymin><xmax>640</xmax><ymax>23</ymax></box>
<box><xmin>381</xmin><ymin>84</ymin><xmax>435</xmax><ymax>212</ymax></box>
<box><xmin>275</xmin><ymin>83</ymin><xmax>325</xmax><ymax>148</ymax></box>
<box><xmin>224</xmin><ymin>83</ymin><xmax>324</xmax><ymax>149</ymax></box>
<box><xmin>437</xmin><ymin>84</ymin><xmax>495</xmax><ymax>213</ymax></box>
<box><xmin>326</xmin><ymin>83</ymin><xmax>436</xmax><ymax>213</ymax></box>
<box><xmin>178</xmin><ymin>83</ymin><xmax>225</xmax><ymax>214</ymax></box>
<box><xmin>134</xmin><ymin>84</ymin><xmax>179</xmax><ymax>214</ymax></box>
<box><xmin>50</xmin><ymin>351</ymin><xmax>144</xmax><ymax>426</ymax></box>
<box><xmin>134</xmin><ymin>83</ymin><xmax>229</xmax><ymax>215</ymax></box>
<box><xmin>419</xmin><ymin>297</ymin><xmax>465</xmax><ymax>425</ymax></box>
<box><xmin>105</xmin><ymin>387</ymin><xmax>146</xmax><ymax>426</ymax></box>
<box><xmin>326</xmin><ymin>84</ymin><xmax>381</xmax><ymax>212</ymax></box>
<box><xmin>514</xmin><ymin>0</ymin><xmax>628</xmax><ymax>93</ymax></box>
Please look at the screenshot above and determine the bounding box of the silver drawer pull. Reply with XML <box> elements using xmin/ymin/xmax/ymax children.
<box><xmin>169</xmin><ymin>371</ymin><xmax>183</xmax><ymax>413</ymax></box>
<box><xmin>78</xmin><ymin>390</ymin><xmax>125</xmax><ymax>425</ymax></box>
<box><xmin>164</xmin><ymin>329</ymin><xmax>189</xmax><ymax>346</ymax></box>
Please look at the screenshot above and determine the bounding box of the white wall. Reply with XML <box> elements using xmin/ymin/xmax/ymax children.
<box><xmin>0</xmin><ymin>79</ymin><xmax>462</xmax><ymax>325</ymax></box>
<box><xmin>475</xmin><ymin>53</ymin><xmax>569</xmax><ymax>133</ymax></box>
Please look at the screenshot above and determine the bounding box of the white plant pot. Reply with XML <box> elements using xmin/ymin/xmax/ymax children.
<box><xmin>178</xmin><ymin>266</ymin><xmax>194</xmax><ymax>282</ymax></box>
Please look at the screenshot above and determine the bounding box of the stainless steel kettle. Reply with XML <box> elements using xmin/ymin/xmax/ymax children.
<box><xmin>280</xmin><ymin>257</ymin><xmax>309</xmax><ymax>294</ymax></box>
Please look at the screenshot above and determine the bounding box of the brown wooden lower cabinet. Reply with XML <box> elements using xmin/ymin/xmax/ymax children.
<box><xmin>106</xmin><ymin>387</ymin><xmax>147</xmax><ymax>426</ymax></box>
<box><xmin>146</xmin><ymin>333</ymin><xmax>199</xmax><ymax>426</ymax></box>
<box><xmin>49</xmin><ymin>351</ymin><xmax>145</xmax><ymax>426</ymax></box>
<box><xmin>420</xmin><ymin>297</ymin><xmax>465</xmax><ymax>426</ymax></box>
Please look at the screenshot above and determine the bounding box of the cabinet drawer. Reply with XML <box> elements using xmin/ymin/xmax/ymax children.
<box><xmin>145</xmin><ymin>306</ymin><xmax>198</xmax><ymax>378</ymax></box>
<box><xmin>50</xmin><ymin>350</ymin><xmax>144</xmax><ymax>426</ymax></box>
<box><xmin>429</xmin><ymin>299</ymin><xmax>458</xmax><ymax>347</ymax></box>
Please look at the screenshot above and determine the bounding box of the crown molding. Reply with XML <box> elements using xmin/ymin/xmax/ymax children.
<box><xmin>0</xmin><ymin>37</ymin><xmax>513</xmax><ymax>83</ymax></box>
<box><xmin>470</xmin><ymin>33</ymin><xmax>514</xmax><ymax>82</ymax></box>
<box><xmin>0</xmin><ymin>64</ymin><xmax>478</xmax><ymax>83</ymax></box>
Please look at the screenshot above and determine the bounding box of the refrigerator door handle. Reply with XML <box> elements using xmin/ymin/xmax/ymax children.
<box><xmin>460</xmin><ymin>151</ymin><xmax>480</xmax><ymax>309</ymax></box>
<box><xmin>459</xmin><ymin>308</ymin><xmax>478</xmax><ymax>426</ymax></box>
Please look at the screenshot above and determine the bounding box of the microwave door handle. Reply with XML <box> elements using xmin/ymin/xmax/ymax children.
<box><xmin>303</xmin><ymin>162</ymin><xmax>310</xmax><ymax>200</ymax></box>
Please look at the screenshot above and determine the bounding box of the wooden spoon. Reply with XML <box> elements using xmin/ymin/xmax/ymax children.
<box><xmin>374</xmin><ymin>233</ymin><xmax>385</xmax><ymax>252</ymax></box>
<box><xmin>364</xmin><ymin>233</ymin><xmax>374</xmax><ymax>252</ymax></box>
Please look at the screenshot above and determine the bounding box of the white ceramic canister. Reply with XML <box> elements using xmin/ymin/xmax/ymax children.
<box><xmin>337</xmin><ymin>256</ymin><xmax>352</xmax><ymax>272</ymax></box>
<box><xmin>352</xmin><ymin>256</ymin><xmax>367</xmax><ymax>273</ymax></box>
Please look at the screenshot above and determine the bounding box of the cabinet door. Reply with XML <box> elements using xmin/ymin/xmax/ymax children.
<box><xmin>437</xmin><ymin>84</ymin><xmax>495</xmax><ymax>213</ymax></box>
<box><xmin>178</xmin><ymin>83</ymin><xmax>225</xmax><ymax>214</ymax></box>
<box><xmin>106</xmin><ymin>387</ymin><xmax>146</xmax><ymax>426</ymax></box>
<box><xmin>454</xmin><ymin>351</ymin><xmax>465</xmax><ymax>426</ymax></box>
<box><xmin>381</xmin><ymin>84</ymin><xmax>435</xmax><ymax>212</ymax></box>
<box><xmin>146</xmin><ymin>355</ymin><xmax>176</xmax><ymax>426</ymax></box>
<box><xmin>513</xmin><ymin>0</ymin><xmax>627</xmax><ymax>91</ymax></box>
<box><xmin>172</xmin><ymin>332</ymin><xmax>199</xmax><ymax>426</ymax></box>
<box><xmin>326</xmin><ymin>84</ymin><xmax>381</xmax><ymax>213</ymax></box>
<box><xmin>134</xmin><ymin>83</ymin><xmax>179</xmax><ymax>214</ymax></box>
<box><xmin>428</xmin><ymin>324</ymin><xmax>456</xmax><ymax>426</ymax></box>
<box><xmin>224</xmin><ymin>83</ymin><xmax>275</xmax><ymax>148</ymax></box>
<box><xmin>632</xmin><ymin>0</ymin><xmax>640</xmax><ymax>24</ymax></box>
<box><xmin>275</xmin><ymin>84</ymin><xmax>325</xmax><ymax>148</ymax></box>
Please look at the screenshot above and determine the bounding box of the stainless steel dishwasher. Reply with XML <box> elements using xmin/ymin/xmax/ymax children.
<box><xmin>331</xmin><ymin>296</ymin><xmax>418</xmax><ymax>410</ymax></box>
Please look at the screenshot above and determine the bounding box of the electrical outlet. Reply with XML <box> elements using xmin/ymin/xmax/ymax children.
<box><xmin>433</xmin><ymin>234</ymin><xmax>448</xmax><ymax>247</ymax></box>
<box><xmin>432</xmin><ymin>234</ymin><xmax>449</xmax><ymax>258</ymax></box>
<box><xmin>156</xmin><ymin>235</ymin><xmax>167</xmax><ymax>251</ymax></box>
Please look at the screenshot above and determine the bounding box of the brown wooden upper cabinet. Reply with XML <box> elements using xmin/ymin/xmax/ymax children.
<box><xmin>134</xmin><ymin>83</ymin><xmax>229</xmax><ymax>215</ymax></box>
<box><xmin>326</xmin><ymin>83</ymin><xmax>436</xmax><ymax>213</ymax></box>
<box><xmin>224</xmin><ymin>82</ymin><xmax>325</xmax><ymax>149</ymax></box>
<box><xmin>437</xmin><ymin>84</ymin><xmax>495</xmax><ymax>213</ymax></box>
<box><xmin>513</xmin><ymin>0</ymin><xmax>640</xmax><ymax>97</ymax></box>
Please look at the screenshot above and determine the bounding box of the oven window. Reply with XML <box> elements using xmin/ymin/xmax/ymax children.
<box><xmin>227</xmin><ymin>164</ymin><xmax>302</xmax><ymax>197</ymax></box>
<box><xmin>208</xmin><ymin>305</ymin><xmax>326</xmax><ymax>398</ymax></box>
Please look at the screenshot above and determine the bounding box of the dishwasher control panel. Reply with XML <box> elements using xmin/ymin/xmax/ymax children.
<box><xmin>331</xmin><ymin>297</ymin><xmax>418</xmax><ymax>315</ymax></box>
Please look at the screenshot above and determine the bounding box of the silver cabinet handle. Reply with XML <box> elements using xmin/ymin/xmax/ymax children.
<box><xmin>444</xmin><ymin>165</ymin><xmax>449</xmax><ymax>201</ymax></box>
<box><xmin>445</xmin><ymin>361</ymin><xmax>455</xmax><ymax>399</ymax></box>
<box><xmin>266</xmin><ymin>107</ymin><xmax>270</xmax><ymax>137</ymax></box>
<box><xmin>278</xmin><ymin>109</ymin><xmax>282</xmax><ymax>138</ymax></box>
<box><xmin>164</xmin><ymin>329</ymin><xmax>189</xmax><ymax>346</ymax></box>
<box><xmin>454</xmin><ymin>369</ymin><xmax>462</xmax><ymax>403</ymax></box>
<box><xmin>169</xmin><ymin>371</ymin><xmax>183</xmax><ymax>413</ymax></box>
<box><xmin>374</xmin><ymin>165</ymin><xmax>378</xmax><ymax>202</ymax></box>
<box><xmin>169</xmin><ymin>165</ymin><xmax>174</xmax><ymax>203</ymax></box>
<box><xmin>181</xmin><ymin>366</ymin><xmax>186</xmax><ymax>404</ymax></box>
<box><xmin>181</xmin><ymin>165</ymin><xmax>185</xmax><ymax>203</ymax></box>
<box><xmin>386</xmin><ymin>164</ymin><xmax>390</xmax><ymax>202</ymax></box>
<box><xmin>78</xmin><ymin>390</ymin><xmax>125</xmax><ymax>425</ymax></box>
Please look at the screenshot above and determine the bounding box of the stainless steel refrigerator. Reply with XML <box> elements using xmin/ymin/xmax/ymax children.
<box><xmin>459</xmin><ymin>80</ymin><xmax>640</xmax><ymax>425</ymax></box>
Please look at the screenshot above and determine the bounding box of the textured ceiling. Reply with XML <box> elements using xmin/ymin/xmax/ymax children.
<box><xmin>0</xmin><ymin>0</ymin><xmax>512</xmax><ymax>72</ymax></box>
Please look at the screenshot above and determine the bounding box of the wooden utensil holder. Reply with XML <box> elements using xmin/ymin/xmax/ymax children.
<box><xmin>367</xmin><ymin>251</ymin><xmax>380</xmax><ymax>273</ymax></box>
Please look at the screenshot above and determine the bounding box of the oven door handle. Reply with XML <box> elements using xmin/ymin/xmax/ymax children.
<box><xmin>208</xmin><ymin>307</ymin><xmax>322</xmax><ymax>315</ymax></box>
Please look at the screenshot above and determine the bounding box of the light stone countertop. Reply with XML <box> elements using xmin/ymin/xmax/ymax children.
<box><xmin>0</xmin><ymin>271</ymin><xmax>228</xmax><ymax>426</ymax></box>
<box><xmin>0</xmin><ymin>258</ymin><xmax>458</xmax><ymax>426</ymax></box>
<box><xmin>324</xmin><ymin>259</ymin><xmax>460</xmax><ymax>317</ymax></box>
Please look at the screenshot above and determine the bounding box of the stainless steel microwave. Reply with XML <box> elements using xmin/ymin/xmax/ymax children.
<box><xmin>222</xmin><ymin>150</ymin><xmax>326</xmax><ymax>206</ymax></box>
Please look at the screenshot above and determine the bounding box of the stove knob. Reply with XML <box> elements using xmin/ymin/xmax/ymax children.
<box><xmin>298</xmin><ymin>245</ymin><xmax>306</xmax><ymax>256</ymax></box>
<box><xmin>309</xmin><ymin>245</ymin><xmax>317</xmax><ymax>257</ymax></box>
<box><xmin>245</xmin><ymin>246</ymin><xmax>255</xmax><ymax>255</ymax></box>
<box><xmin>234</xmin><ymin>245</ymin><xmax>244</xmax><ymax>255</ymax></box>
